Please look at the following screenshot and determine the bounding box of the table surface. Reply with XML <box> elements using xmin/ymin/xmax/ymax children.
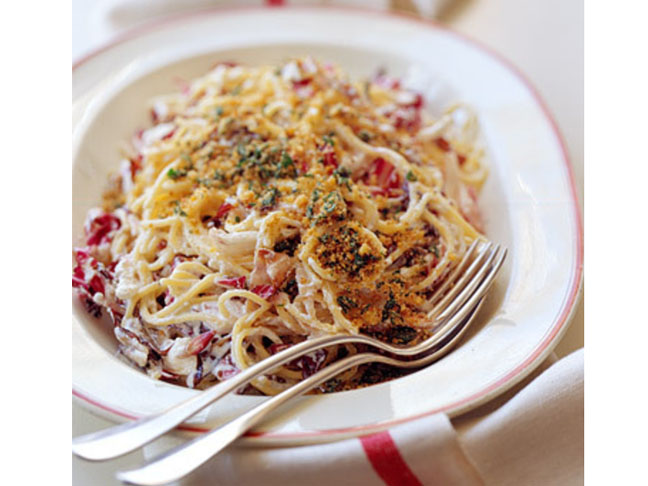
<box><xmin>72</xmin><ymin>1</ymin><xmax>583</xmax><ymax>484</ymax></box>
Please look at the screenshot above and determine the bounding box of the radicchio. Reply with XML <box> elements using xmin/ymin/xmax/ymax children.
<box><xmin>268</xmin><ymin>344</ymin><xmax>328</xmax><ymax>379</ymax></box>
<box><xmin>214</xmin><ymin>354</ymin><xmax>239</xmax><ymax>381</ymax></box>
<box><xmin>85</xmin><ymin>213</ymin><xmax>121</xmax><ymax>247</ymax></box>
<box><xmin>186</xmin><ymin>331</ymin><xmax>215</xmax><ymax>356</ymax></box>
<box><xmin>364</xmin><ymin>158</ymin><xmax>401</xmax><ymax>196</ymax></box>
<box><xmin>217</xmin><ymin>276</ymin><xmax>247</xmax><ymax>289</ymax></box>
<box><xmin>320</xmin><ymin>146</ymin><xmax>338</xmax><ymax>168</ymax></box>
<box><xmin>72</xmin><ymin>248</ymin><xmax>112</xmax><ymax>298</ymax></box>
<box><xmin>251</xmin><ymin>284</ymin><xmax>277</xmax><ymax>300</ymax></box>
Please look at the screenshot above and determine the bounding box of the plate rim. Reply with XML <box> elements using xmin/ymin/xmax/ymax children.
<box><xmin>72</xmin><ymin>4</ymin><xmax>584</xmax><ymax>441</ymax></box>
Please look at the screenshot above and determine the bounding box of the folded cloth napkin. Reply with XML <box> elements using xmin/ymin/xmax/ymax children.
<box><xmin>106</xmin><ymin>0</ymin><xmax>451</xmax><ymax>31</ymax></box>
<box><xmin>142</xmin><ymin>349</ymin><xmax>583</xmax><ymax>486</ymax></box>
<box><xmin>73</xmin><ymin>0</ymin><xmax>452</xmax><ymax>60</ymax></box>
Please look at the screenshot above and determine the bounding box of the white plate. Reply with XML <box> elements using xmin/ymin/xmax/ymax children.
<box><xmin>72</xmin><ymin>6</ymin><xmax>583</xmax><ymax>445</ymax></box>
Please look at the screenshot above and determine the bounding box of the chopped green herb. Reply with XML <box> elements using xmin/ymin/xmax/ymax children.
<box><xmin>234</xmin><ymin>143</ymin><xmax>297</xmax><ymax>181</ymax></box>
<box><xmin>381</xmin><ymin>292</ymin><xmax>403</xmax><ymax>326</ymax></box>
<box><xmin>282</xmin><ymin>277</ymin><xmax>298</xmax><ymax>301</ymax></box>
<box><xmin>321</xmin><ymin>191</ymin><xmax>340</xmax><ymax>214</ymax></box>
<box><xmin>333</xmin><ymin>167</ymin><xmax>352</xmax><ymax>190</ymax></box>
<box><xmin>359</xmin><ymin>363</ymin><xmax>405</xmax><ymax>385</ymax></box>
<box><xmin>316</xmin><ymin>224</ymin><xmax>378</xmax><ymax>277</ymax></box>
<box><xmin>390</xmin><ymin>326</ymin><xmax>418</xmax><ymax>344</ymax></box>
<box><xmin>273</xmin><ymin>235</ymin><xmax>301</xmax><ymax>257</ymax></box>
<box><xmin>260</xmin><ymin>186</ymin><xmax>280</xmax><ymax>209</ymax></box>
<box><xmin>310</xmin><ymin>191</ymin><xmax>347</xmax><ymax>226</ymax></box>
<box><xmin>195</xmin><ymin>177</ymin><xmax>212</xmax><ymax>187</ymax></box>
<box><xmin>280</xmin><ymin>152</ymin><xmax>294</xmax><ymax>168</ymax></box>
<box><xmin>172</xmin><ymin>201</ymin><xmax>187</xmax><ymax>217</ymax></box>
<box><xmin>167</xmin><ymin>168</ymin><xmax>182</xmax><ymax>180</ymax></box>
<box><xmin>321</xmin><ymin>378</ymin><xmax>341</xmax><ymax>393</ymax></box>
<box><xmin>336</xmin><ymin>295</ymin><xmax>358</xmax><ymax>314</ymax></box>
<box><xmin>406</xmin><ymin>170</ymin><xmax>418</xmax><ymax>182</ymax></box>
<box><xmin>358</xmin><ymin>130</ymin><xmax>372</xmax><ymax>142</ymax></box>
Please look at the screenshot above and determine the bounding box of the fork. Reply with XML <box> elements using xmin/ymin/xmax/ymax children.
<box><xmin>116</xmin><ymin>245</ymin><xmax>505</xmax><ymax>485</ymax></box>
<box><xmin>73</xmin><ymin>241</ymin><xmax>505</xmax><ymax>464</ymax></box>
<box><xmin>117</xmin><ymin>299</ymin><xmax>487</xmax><ymax>485</ymax></box>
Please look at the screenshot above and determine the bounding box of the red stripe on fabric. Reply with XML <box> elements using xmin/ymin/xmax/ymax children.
<box><xmin>360</xmin><ymin>431</ymin><xmax>423</xmax><ymax>486</ymax></box>
<box><xmin>265</xmin><ymin>0</ymin><xmax>285</xmax><ymax>6</ymax></box>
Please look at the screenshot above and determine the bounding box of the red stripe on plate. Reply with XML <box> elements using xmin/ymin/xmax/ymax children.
<box><xmin>360</xmin><ymin>431</ymin><xmax>423</xmax><ymax>486</ymax></box>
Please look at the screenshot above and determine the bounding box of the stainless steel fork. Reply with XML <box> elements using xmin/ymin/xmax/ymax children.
<box><xmin>116</xmin><ymin>244</ymin><xmax>505</xmax><ymax>485</ymax></box>
<box><xmin>73</xmin><ymin>241</ymin><xmax>506</xmax><ymax>468</ymax></box>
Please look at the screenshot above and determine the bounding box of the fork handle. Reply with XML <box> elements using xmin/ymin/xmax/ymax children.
<box><xmin>72</xmin><ymin>334</ymin><xmax>350</xmax><ymax>461</ymax></box>
<box><xmin>72</xmin><ymin>325</ymin><xmax>454</xmax><ymax>461</ymax></box>
<box><xmin>116</xmin><ymin>352</ymin><xmax>375</xmax><ymax>486</ymax></box>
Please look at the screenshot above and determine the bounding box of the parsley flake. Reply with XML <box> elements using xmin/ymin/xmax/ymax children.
<box><xmin>172</xmin><ymin>201</ymin><xmax>187</xmax><ymax>217</ymax></box>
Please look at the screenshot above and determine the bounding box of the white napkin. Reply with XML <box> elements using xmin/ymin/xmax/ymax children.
<box><xmin>73</xmin><ymin>0</ymin><xmax>452</xmax><ymax>60</ymax></box>
<box><xmin>106</xmin><ymin>0</ymin><xmax>451</xmax><ymax>32</ymax></box>
<box><xmin>143</xmin><ymin>349</ymin><xmax>583</xmax><ymax>485</ymax></box>
<box><xmin>457</xmin><ymin>349</ymin><xmax>584</xmax><ymax>485</ymax></box>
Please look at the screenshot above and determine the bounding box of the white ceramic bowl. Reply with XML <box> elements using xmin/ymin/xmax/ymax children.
<box><xmin>72</xmin><ymin>7</ymin><xmax>583</xmax><ymax>445</ymax></box>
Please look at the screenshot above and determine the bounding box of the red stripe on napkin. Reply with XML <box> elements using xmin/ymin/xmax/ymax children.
<box><xmin>360</xmin><ymin>431</ymin><xmax>423</xmax><ymax>486</ymax></box>
<box><xmin>265</xmin><ymin>0</ymin><xmax>285</xmax><ymax>6</ymax></box>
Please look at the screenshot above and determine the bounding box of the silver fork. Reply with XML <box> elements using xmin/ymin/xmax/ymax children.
<box><xmin>116</xmin><ymin>245</ymin><xmax>505</xmax><ymax>485</ymax></box>
<box><xmin>73</xmin><ymin>241</ymin><xmax>505</xmax><ymax>464</ymax></box>
<box><xmin>117</xmin><ymin>302</ymin><xmax>487</xmax><ymax>486</ymax></box>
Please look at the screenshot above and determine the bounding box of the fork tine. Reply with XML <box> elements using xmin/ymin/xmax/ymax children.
<box><xmin>426</xmin><ymin>239</ymin><xmax>481</xmax><ymax>308</ymax></box>
<box><xmin>441</xmin><ymin>246</ymin><xmax>507</xmax><ymax>330</ymax></box>
<box><xmin>427</xmin><ymin>246</ymin><xmax>506</xmax><ymax>342</ymax></box>
<box><xmin>427</xmin><ymin>241</ymin><xmax>494</xmax><ymax>320</ymax></box>
<box><xmin>435</xmin><ymin>244</ymin><xmax>500</xmax><ymax>323</ymax></box>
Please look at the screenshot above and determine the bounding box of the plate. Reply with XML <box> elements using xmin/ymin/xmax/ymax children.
<box><xmin>72</xmin><ymin>6</ymin><xmax>583</xmax><ymax>445</ymax></box>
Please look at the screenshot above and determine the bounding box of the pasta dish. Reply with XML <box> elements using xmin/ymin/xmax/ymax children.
<box><xmin>72</xmin><ymin>58</ymin><xmax>487</xmax><ymax>394</ymax></box>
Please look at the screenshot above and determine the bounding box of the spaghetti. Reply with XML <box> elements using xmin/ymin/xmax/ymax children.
<box><xmin>72</xmin><ymin>58</ymin><xmax>487</xmax><ymax>394</ymax></box>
